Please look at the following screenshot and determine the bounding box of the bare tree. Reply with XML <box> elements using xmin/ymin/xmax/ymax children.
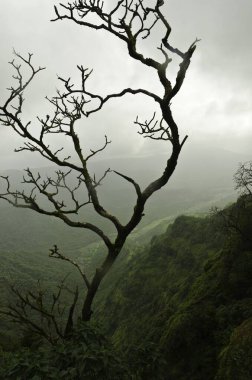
<box><xmin>211</xmin><ymin>201</ymin><xmax>252</xmax><ymax>244</ymax></box>
<box><xmin>211</xmin><ymin>161</ymin><xmax>252</xmax><ymax>245</ymax></box>
<box><xmin>1</xmin><ymin>277</ymin><xmax>79</xmax><ymax>344</ymax></box>
<box><xmin>0</xmin><ymin>0</ymin><xmax>198</xmax><ymax>327</ymax></box>
<box><xmin>234</xmin><ymin>161</ymin><xmax>252</xmax><ymax>195</ymax></box>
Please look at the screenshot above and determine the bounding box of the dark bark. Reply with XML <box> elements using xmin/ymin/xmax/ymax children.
<box><xmin>0</xmin><ymin>0</ymin><xmax>198</xmax><ymax>336</ymax></box>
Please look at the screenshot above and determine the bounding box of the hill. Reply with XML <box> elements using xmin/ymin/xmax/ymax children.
<box><xmin>0</xmin><ymin>155</ymin><xmax>252</xmax><ymax>378</ymax></box>
<box><xmin>94</xmin><ymin>194</ymin><xmax>252</xmax><ymax>379</ymax></box>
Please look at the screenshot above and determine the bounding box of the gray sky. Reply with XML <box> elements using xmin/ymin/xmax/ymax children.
<box><xmin>0</xmin><ymin>0</ymin><xmax>252</xmax><ymax>170</ymax></box>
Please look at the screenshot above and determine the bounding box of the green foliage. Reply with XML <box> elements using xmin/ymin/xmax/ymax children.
<box><xmin>0</xmin><ymin>322</ymin><xmax>129</xmax><ymax>380</ymax></box>
<box><xmin>95</xmin><ymin>195</ymin><xmax>252</xmax><ymax>379</ymax></box>
<box><xmin>1</xmin><ymin>195</ymin><xmax>252</xmax><ymax>379</ymax></box>
<box><xmin>216</xmin><ymin>318</ymin><xmax>252</xmax><ymax>380</ymax></box>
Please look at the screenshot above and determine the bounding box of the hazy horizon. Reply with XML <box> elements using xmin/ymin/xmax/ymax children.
<box><xmin>0</xmin><ymin>0</ymin><xmax>251</xmax><ymax>172</ymax></box>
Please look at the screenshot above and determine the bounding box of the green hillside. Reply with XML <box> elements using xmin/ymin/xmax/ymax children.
<box><xmin>0</xmin><ymin>194</ymin><xmax>252</xmax><ymax>379</ymax></box>
<box><xmin>94</xmin><ymin>194</ymin><xmax>252</xmax><ymax>379</ymax></box>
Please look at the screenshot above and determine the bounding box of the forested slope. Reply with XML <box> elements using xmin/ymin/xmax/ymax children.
<box><xmin>1</xmin><ymin>195</ymin><xmax>252</xmax><ymax>379</ymax></box>
<box><xmin>95</xmin><ymin>194</ymin><xmax>252</xmax><ymax>379</ymax></box>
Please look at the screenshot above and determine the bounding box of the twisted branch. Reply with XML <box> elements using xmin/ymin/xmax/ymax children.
<box><xmin>0</xmin><ymin>278</ymin><xmax>79</xmax><ymax>344</ymax></box>
<box><xmin>0</xmin><ymin>0</ymin><xmax>198</xmax><ymax>327</ymax></box>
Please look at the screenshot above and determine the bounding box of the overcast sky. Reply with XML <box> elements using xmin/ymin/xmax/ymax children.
<box><xmin>0</xmin><ymin>0</ymin><xmax>251</xmax><ymax>171</ymax></box>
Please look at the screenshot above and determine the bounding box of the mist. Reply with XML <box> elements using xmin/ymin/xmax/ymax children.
<box><xmin>0</xmin><ymin>0</ymin><xmax>251</xmax><ymax>175</ymax></box>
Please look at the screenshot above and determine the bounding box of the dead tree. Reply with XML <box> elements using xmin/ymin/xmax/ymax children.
<box><xmin>1</xmin><ymin>278</ymin><xmax>79</xmax><ymax>344</ymax></box>
<box><xmin>211</xmin><ymin>160</ymin><xmax>252</xmax><ymax>245</ymax></box>
<box><xmin>0</xmin><ymin>0</ymin><xmax>198</xmax><ymax>326</ymax></box>
<box><xmin>234</xmin><ymin>161</ymin><xmax>252</xmax><ymax>196</ymax></box>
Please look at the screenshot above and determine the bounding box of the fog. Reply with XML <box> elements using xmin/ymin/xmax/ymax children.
<box><xmin>0</xmin><ymin>0</ymin><xmax>251</xmax><ymax>174</ymax></box>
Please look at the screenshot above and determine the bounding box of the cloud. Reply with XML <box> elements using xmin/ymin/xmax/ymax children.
<box><xmin>0</xmin><ymin>0</ymin><xmax>251</xmax><ymax>171</ymax></box>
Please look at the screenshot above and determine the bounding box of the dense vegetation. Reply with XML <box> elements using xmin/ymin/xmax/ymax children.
<box><xmin>96</xmin><ymin>194</ymin><xmax>252</xmax><ymax>379</ymax></box>
<box><xmin>1</xmin><ymin>193</ymin><xmax>252</xmax><ymax>379</ymax></box>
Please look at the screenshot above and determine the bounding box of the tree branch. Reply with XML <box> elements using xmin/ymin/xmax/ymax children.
<box><xmin>0</xmin><ymin>0</ymin><xmax>198</xmax><ymax>326</ymax></box>
<box><xmin>49</xmin><ymin>245</ymin><xmax>90</xmax><ymax>290</ymax></box>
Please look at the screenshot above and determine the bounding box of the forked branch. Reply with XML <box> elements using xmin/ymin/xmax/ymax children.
<box><xmin>135</xmin><ymin>112</ymin><xmax>172</xmax><ymax>141</ymax></box>
<box><xmin>49</xmin><ymin>244</ymin><xmax>90</xmax><ymax>289</ymax></box>
<box><xmin>0</xmin><ymin>278</ymin><xmax>79</xmax><ymax>344</ymax></box>
<box><xmin>0</xmin><ymin>0</ymin><xmax>198</xmax><ymax>330</ymax></box>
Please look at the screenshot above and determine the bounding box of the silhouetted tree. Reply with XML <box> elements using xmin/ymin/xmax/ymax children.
<box><xmin>234</xmin><ymin>161</ymin><xmax>252</xmax><ymax>195</ymax></box>
<box><xmin>0</xmin><ymin>0</ymin><xmax>198</xmax><ymax>335</ymax></box>
<box><xmin>211</xmin><ymin>161</ymin><xmax>252</xmax><ymax>247</ymax></box>
<box><xmin>1</xmin><ymin>278</ymin><xmax>78</xmax><ymax>344</ymax></box>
